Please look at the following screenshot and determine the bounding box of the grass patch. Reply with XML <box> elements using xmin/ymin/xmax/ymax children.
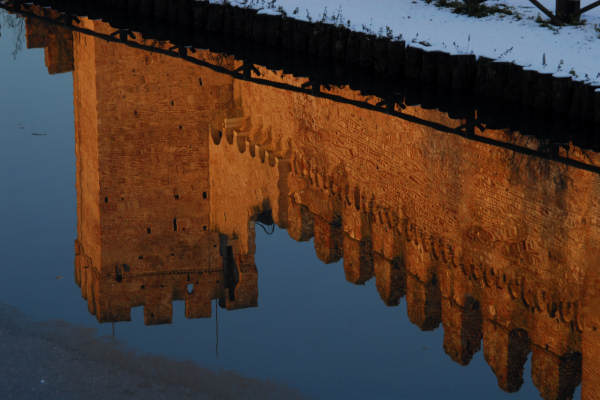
<box><xmin>426</xmin><ymin>0</ymin><xmax>515</xmax><ymax>18</ymax></box>
<box><xmin>535</xmin><ymin>14</ymin><xmax>560</xmax><ymax>31</ymax></box>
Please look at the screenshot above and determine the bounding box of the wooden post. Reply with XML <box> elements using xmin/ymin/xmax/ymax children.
<box><xmin>556</xmin><ymin>0</ymin><xmax>580</xmax><ymax>21</ymax></box>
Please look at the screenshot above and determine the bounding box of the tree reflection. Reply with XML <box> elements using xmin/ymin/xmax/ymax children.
<box><xmin>0</xmin><ymin>10</ymin><xmax>25</xmax><ymax>59</ymax></box>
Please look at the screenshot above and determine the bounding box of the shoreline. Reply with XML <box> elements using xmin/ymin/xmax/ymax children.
<box><xmin>2</xmin><ymin>0</ymin><xmax>599</xmax><ymax>131</ymax></box>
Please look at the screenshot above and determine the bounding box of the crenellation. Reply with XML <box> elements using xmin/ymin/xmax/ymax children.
<box><xmin>313</xmin><ymin>215</ymin><xmax>343</xmax><ymax>264</ymax></box>
<box><xmin>143</xmin><ymin>287</ymin><xmax>174</xmax><ymax>325</ymax></box>
<box><xmin>24</xmin><ymin>10</ymin><xmax>73</xmax><ymax>74</ymax></box>
<box><xmin>224</xmin><ymin>252</ymin><xmax>258</xmax><ymax>310</ymax></box>
<box><xmin>209</xmin><ymin>125</ymin><xmax>289</xmax><ymax>254</ymax></box>
<box><xmin>342</xmin><ymin>235</ymin><xmax>373</xmax><ymax>285</ymax></box>
<box><xmin>373</xmin><ymin>254</ymin><xmax>406</xmax><ymax>307</ymax></box>
<box><xmin>531</xmin><ymin>348</ymin><xmax>582</xmax><ymax>400</ymax></box>
<box><xmin>43</xmin><ymin>26</ymin><xmax>73</xmax><ymax>74</ymax></box>
<box><xmin>288</xmin><ymin>153</ymin><xmax>588</xmax><ymax>337</ymax></box>
<box><xmin>405</xmin><ymin>274</ymin><xmax>441</xmax><ymax>331</ymax></box>
<box><xmin>185</xmin><ymin>282</ymin><xmax>214</xmax><ymax>319</ymax></box>
<box><xmin>286</xmin><ymin>200</ymin><xmax>314</xmax><ymax>242</ymax></box>
<box><xmin>483</xmin><ymin>323</ymin><xmax>530</xmax><ymax>392</ymax></box>
<box><xmin>442</xmin><ymin>296</ymin><xmax>483</xmax><ymax>366</ymax></box>
<box><xmin>25</xmin><ymin>17</ymin><xmax>49</xmax><ymax>48</ymax></box>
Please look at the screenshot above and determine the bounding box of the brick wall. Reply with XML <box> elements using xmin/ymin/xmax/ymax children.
<box><xmin>26</xmin><ymin>14</ymin><xmax>600</xmax><ymax>396</ymax></box>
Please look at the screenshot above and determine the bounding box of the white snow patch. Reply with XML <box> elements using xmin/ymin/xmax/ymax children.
<box><xmin>211</xmin><ymin>0</ymin><xmax>600</xmax><ymax>86</ymax></box>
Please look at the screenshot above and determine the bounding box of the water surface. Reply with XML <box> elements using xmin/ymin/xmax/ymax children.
<box><xmin>0</xmin><ymin>8</ymin><xmax>597</xmax><ymax>399</ymax></box>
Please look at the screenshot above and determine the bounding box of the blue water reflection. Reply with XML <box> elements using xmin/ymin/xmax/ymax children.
<box><xmin>0</xmin><ymin>11</ymin><xmax>581</xmax><ymax>399</ymax></box>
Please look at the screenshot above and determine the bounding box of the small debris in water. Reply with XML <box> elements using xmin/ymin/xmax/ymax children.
<box><xmin>32</xmin><ymin>133</ymin><xmax>48</xmax><ymax>136</ymax></box>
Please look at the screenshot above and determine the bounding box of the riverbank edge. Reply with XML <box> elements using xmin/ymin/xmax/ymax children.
<box><xmin>5</xmin><ymin>0</ymin><xmax>600</xmax><ymax>130</ymax></box>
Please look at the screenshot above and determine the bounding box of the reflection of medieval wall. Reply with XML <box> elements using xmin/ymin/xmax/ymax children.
<box><xmin>209</xmin><ymin>69</ymin><xmax>600</xmax><ymax>399</ymax></box>
<box><xmin>71</xmin><ymin>18</ymin><xmax>256</xmax><ymax>325</ymax></box>
<box><xmin>24</xmin><ymin>12</ymin><xmax>73</xmax><ymax>74</ymax></box>
<box><xmin>22</xmin><ymin>11</ymin><xmax>600</xmax><ymax>397</ymax></box>
<box><xmin>208</xmin><ymin>126</ymin><xmax>291</xmax><ymax>256</ymax></box>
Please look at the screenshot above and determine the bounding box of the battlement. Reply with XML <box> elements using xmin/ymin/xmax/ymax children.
<box><xmin>209</xmin><ymin>111</ymin><xmax>593</xmax><ymax>398</ymax></box>
<box><xmin>209</xmin><ymin>119</ymin><xmax>292</xmax><ymax>256</ymax></box>
<box><xmin>24</xmin><ymin>8</ymin><xmax>73</xmax><ymax>74</ymax></box>
<box><xmin>211</xmin><ymin>127</ymin><xmax>589</xmax><ymax>330</ymax></box>
<box><xmin>75</xmin><ymin>238</ymin><xmax>257</xmax><ymax>325</ymax></box>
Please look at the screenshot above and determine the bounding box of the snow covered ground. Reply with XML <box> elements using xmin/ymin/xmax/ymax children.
<box><xmin>211</xmin><ymin>0</ymin><xmax>600</xmax><ymax>86</ymax></box>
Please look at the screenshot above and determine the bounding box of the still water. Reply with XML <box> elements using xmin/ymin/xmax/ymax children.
<box><xmin>0</xmin><ymin>6</ymin><xmax>597</xmax><ymax>399</ymax></box>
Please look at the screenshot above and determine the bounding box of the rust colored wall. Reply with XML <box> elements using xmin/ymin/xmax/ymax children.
<box><xmin>209</xmin><ymin>69</ymin><xmax>599</xmax><ymax>398</ymax></box>
<box><xmin>25</xmin><ymin>12</ymin><xmax>73</xmax><ymax>74</ymax></box>
<box><xmin>71</xmin><ymin>18</ymin><xmax>257</xmax><ymax>324</ymax></box>
<box><xmin>24</xmin><ymin>14</ymin><xmax>599</xmax><ymax>396</ymax></box>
